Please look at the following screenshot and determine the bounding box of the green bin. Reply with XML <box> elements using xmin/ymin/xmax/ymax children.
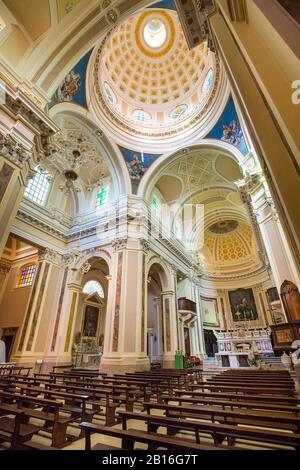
<box><xmin>175</xmin><ymin>351</ymin><xmax>183</xmax><ymax>369</ymax></box>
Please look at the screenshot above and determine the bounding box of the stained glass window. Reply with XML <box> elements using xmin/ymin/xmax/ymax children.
<box><xmin>104</xmin><ymin>82</ymin><xmax>116</xmax><ymax>105</ymax></box>
<box><xmin>25</xmin><ymin>168</ymin><xmax>50</xmax><ymax>206</ymax></box>
<box><xmin>96</xmin><ymin>186</ymin><xmax>108</xmax><ymax>207</ymax></box>
<box><xmin>170</xmin><ymin>104</ymin><xmax>188</xmax><ymax>119</ymax></box>
<box><xmin>202</xmin><ymin>69</ymin><xmax>214</xmax><ymax>94</ymax></box>
<box><xmin>152</xmin><ymin>197</ymin><xmax>160</xmax><ymax>216</ymax></box>
<box><xmin>83</xmin><ymin>280</ymin><xmax>104</xmax><ymax>298</ymax></box>
<box><xmin>18</xmin><ymin>264</ymin><xmax>36</xmax><ymax>288</ymax></box>
<box><xmin>133</xmin><ymin>109</ymin><xmax>151</xmax><ymax>122</ymax></box>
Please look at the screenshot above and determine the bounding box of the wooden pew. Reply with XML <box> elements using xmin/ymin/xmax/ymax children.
<box><xmin>173</xmin><ymin>389</ymin><xmax>300</xmax><ymax>406</ymax></box>
<box><xmin>79</xmin><ymin>422</ymin><xmax>228</xmax><ymax>451</ymax></box>
<box><xmin>189</xmin><ymin>382</ymin><xmax>296</xmax><ymax>396</ymax></box>
<box><xmin>160</xmin><ymin>394</ymin><xmax>300</xmax><ymax>414</ymax></box>
<box><xmin>117</xmin><ymin>411</ymin><xmax>300</xmax><ymax>450</ymax></box>
<box><xmin>0</xmin><ymin>390</ymin><xmax>73</xmax><ymax>447</ymax></box>
<box><xmin>143</xmin><ymin>402</ymin><xmax>300</xmax><ymax>432</ymax></box>
<box><xmin>0</xmin><ymin>403</ymin><xmax>40</xmax><ymax>449</ymax></box>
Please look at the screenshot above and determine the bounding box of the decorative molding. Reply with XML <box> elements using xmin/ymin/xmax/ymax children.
<box><xmin>38</xmin><ymin>247</ymin><xmax>60</xmax><ymax>263</ymax></box>
<box><xmin>112</xmin><ymin>238</ymin><xmax>127</xmax><ymax>251</ymax></box>
<box><xmin>0</xmin><ymin>261</ymin><xmax>11</xmax><ymax>274</ymax></box>
<box><xmin>105</xmin><ymin>8</ymin><xmax>119</xmax><ymax>25</ymax></box>
<box><xmin>0</xmin><ymin>133</ymin><xmax>30</xmax><ymax>168</ymax></box>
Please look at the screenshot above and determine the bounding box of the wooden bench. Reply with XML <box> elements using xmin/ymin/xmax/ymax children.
<box><xmin>173</xmin><ymin>389</ymin><xmax>300</xmax><ymax>405</ymax></box>
<box><xmin>160</xmin><ymin>394</ymin><xmax>300</xmax><ymax>414</ymax></box>
<box><xmin>143</xmin><ymin>402</ymin><xmax>300</xmax><ymax>433</ymax></box>
<box><xmin>79</xmin><ymin>422</ymin><xmax>228</xmax><ymax>451</ymax></box>
<box><xmin>118</xmin><ymin>410</ymin><xmax>300</xmax><ymax>450</ymax></box>
<box><xmin>189</xmin><ymin>382</ymin><xmax>296</xmax><ymax>396</ymax></box>
<box><xmin>0</xmin><ymin>403</ymin><xmax>40</xmax><ymax>449</ymax></box>
<box><xmin>0</xmin><ymin>389</ymin><xmax>74</xmax><ymax>447</ymax></box>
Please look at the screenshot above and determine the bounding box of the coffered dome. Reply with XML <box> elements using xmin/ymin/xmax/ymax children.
<box><xmin>89</xmin><ymin>8</ymin><xmax>227</xmax><ymax>151</ymax></box>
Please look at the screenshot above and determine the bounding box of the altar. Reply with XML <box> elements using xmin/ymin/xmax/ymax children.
<box><xmin>214</xmin><ymin>327</ymin><xmax>274</xmax><ymax>368</ymax></box>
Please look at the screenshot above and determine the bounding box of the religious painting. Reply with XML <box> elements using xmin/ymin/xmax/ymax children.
<box><xmin>206</xmin><ymin>96</ymin><xmax>248</xmax><ymax>155</ymax></box>
<box><xmin>229</xmin><ymin>288</ymin><xmax>258</xmax><ymax>322</ymax></box>
<box><xmin>83</xmin><ymin>305</ymin><xmax>99</xmax><ymax>337</ymax></box>
<box><xmin>275</xmin><ymin>328</ymin><xmax>294</xmax><ymax>344</ymax></box>
<box><xmin>201</xmin><ymin>297</ymin><xmax>219</xmax><ymax>327</ymax></box>
<box><xmin>50</xmin><ymin>50</ymin><xmax>92</xmax><ymax>109</ymax></box>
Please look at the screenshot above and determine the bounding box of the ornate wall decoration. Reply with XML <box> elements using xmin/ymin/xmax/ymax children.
<box><xmin>105</xmin><ymin>8</ymin><xmax>119</xmax><ymax>25</ymax></box>
<box><xmin>0</xmin><ymin>134</ymin><xmax>30</xmax><ymax>168</ymax></box>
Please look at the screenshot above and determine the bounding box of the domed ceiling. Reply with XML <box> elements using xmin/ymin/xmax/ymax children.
<box><xmin>89</xmin><ymin>8</ymin><xmax>225</xmax><ymax>150</ymax></box>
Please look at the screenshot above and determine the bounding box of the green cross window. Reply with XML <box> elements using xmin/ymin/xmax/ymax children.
<box><xmin>152</xmin><ymin>197</ymin><xmax>160</xmax><ymax>216</ymax></box>
<box><xmin>97</xmin><ymin>187</ymin><xmax>108</xmax><ymax>207</ymax></box>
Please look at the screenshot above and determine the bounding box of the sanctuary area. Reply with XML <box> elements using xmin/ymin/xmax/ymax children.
<box><xmin>0</xmin><ymin>0</ymin><xmax>299</xmax><ymax>452</ymax></box>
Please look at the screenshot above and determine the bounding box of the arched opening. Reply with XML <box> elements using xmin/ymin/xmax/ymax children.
<box><xmin>71</xmin><ymin>257</ymin><xmax>109</xmax><ymax>369</ymax></box>
<box><xmin>146</xmin><ymin>262</ymin><xmax>172</xmax><ymax>367</ymax></box>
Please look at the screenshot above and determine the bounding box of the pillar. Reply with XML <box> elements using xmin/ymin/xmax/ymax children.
<box><xmin>100</xmin><ymin>238</ymin><xmax>150</xmax><ymax>374</ymax></box>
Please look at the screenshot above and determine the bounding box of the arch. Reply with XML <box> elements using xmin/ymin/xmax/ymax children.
<box><xmin>49</xmin><ymin>104</ymin><xmax>131</xmax><ymax>196</ymax></box>
<box><xmin>83</xmin><ymin>279</ymin><xmax>105</xmax><ymax>298</ymax></box>
<box><xmin>137</xmin><ymin>140</ymin><xmax>248</xmax><ymax>200</ymax></box>
<box><xmin>146</xmin><ymin>257</ymin><xmax>173</xmax><ymax>292</ymax></box>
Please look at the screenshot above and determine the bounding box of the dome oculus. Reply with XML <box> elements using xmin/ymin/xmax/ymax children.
<box><xmin>143</xmin><ymin>19</ymin><xmax>167</xmax><ymax>48</ymax></box>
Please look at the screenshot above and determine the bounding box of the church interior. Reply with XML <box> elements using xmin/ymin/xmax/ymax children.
<box><xmin>0</xmin><ymin>0</ymin><xmax>299</xmax><ymax>452</ymax></box>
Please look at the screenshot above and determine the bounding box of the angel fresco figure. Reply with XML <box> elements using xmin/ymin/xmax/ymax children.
<box><xmin>221</xmin><ymin>120</ymin><xmax>245</xmax><ymax>150</ymax></box>
<box><xmin>126</xmin><ymin>154</ymin><xmax>146</xmax><ymax>181</ymax></box>
<box><xmin>57</xmin><ymin>70</ymin><xmax>81</xmax><ymax>103</ymax></box>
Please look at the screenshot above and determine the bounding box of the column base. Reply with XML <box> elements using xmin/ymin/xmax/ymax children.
<box><xmin>163</xmin><ymin>353</ymin><xmax>175</xmax><ymax>369</ymax></box>
<box><xmin>100</xmin><ymin>355</ymin><xmax>151</xmax><ymax>374</ymax></box>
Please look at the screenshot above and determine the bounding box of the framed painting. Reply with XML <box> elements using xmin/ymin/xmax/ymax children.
<box><xmin>229</xmin><ymin>288</ymin><xmax>258</xmax><ymax>322</ymax></box>
<box><xmin>83</xmin><ymin>305</ymin><xmax>99</xmax><ymax>337</ymax></box>
<box><xmin>201</xmin><ymin>297</ymin><xmax>219</xmax><ymax>327</ymax></box>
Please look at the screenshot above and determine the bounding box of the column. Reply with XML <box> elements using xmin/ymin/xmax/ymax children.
<box><xmin>194</xmin><ymin>284</ymin><xmax>206</xmax><ymax>358</ymax></box>
<box><xmin>209</xmin><ymin>8</ymin><xmax>300</xmax><ymax>270</ymax></box>
<box><xmin>161</xmin><ymin>290</ymin><xmax>178</xmax><ymax>368</ymax></box>
<box><xmin>100</xmin><ymin>238</ymin><xmax>150</xmax><ymax>374</ymax></box>
<box><xmin>251</xmin><ymin>180</ymin><xmax>300</xmax><ymax>299</ymax></box>
<box><xmin>0</xmin><ymin>261</ymin><xmax>11</xmax><ymax>305</ymax></box>
<box><xmin>0</xmin><ymin>142</ymin><xmax>33</xmax><ymax>258</ymax></box>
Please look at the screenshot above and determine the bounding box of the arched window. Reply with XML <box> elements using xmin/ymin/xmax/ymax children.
<box><xmin>25</xmin><ymin>167</ymin><xmax>50</xmax><ymax>206</ymax></box>
<box><xmin>83</xmin><ymin>280</ymin><xmax>104</xmax><ymax>298</ymax></box>
<box><xmin>18</xmin><ymin>264</ymin><xmax>37</xmax><ymax>288</ymax></box>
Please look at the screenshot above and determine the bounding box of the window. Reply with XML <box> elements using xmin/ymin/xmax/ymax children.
<box><xmin>133</xmin><ymin>109</ymin><xmax>151</xmax><ymax>123</ymax></box>
<box><xmin>170</xmin><ymin>104</ymin><xmax>188</xmax><ymax>119</ymax></box>
<box><xmin>25</xmin><ymin>168</ymin><xmax>50</xmax><ymax>205</ymax></box>
<box><xmin>151</xmin><ymin>197</ymin><xmax>160</xmax><ymax>217</ymax></box>
<box><xmin>96</xmin><ymin>186</ymin><xmax>109</xmax><ymax>207</ymax></box>
<box><xmin>202</xmin><ymin>69</ymin><xmax>214</xmax><ymax>94</ymax></box>
<box><xmin>104</xmin><ymin>81</ymin><xmax>116</xmax><ymax>105</ymax></box>
<box><xmin>83</xmin><ymin>280</ymin><xmax>104</xmax><ymax>298</ymax></box>
<box><xmin>18</xmin><ymin>264</ymin><xmax>36</xmax><ymax>288</ymax></box>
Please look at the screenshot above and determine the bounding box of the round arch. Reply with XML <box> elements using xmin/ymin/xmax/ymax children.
<box><xmin>49</xmin><ymin>104</ymin><xmax>131</xmax><ymax>196</ymax></box>
<box><xmin>146</xmin><ymin>256</ymin><xmax>173</xmax><ymax>292</ymax></box>
<box><xmin>137</xmin><ymin>140</ymin><xmax>248</xmax><ymax>200</ymax></box>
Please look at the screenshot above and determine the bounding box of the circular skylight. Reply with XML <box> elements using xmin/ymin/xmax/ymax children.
<box><xmin>143</xmin><ymin>19</ymin><xmax>167</xmax><ymax>48</ymax></box>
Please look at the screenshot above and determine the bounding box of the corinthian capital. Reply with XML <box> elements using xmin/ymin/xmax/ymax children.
<box><xmin>0</xmin><ymin>261</ymin><xmax>11</xmax><ymax>274</ymax></box>
<box><xmin>38</xmin><ymin>247</ymin><xmax>59</xmax><ymax>263</ymax></box>
<box><xmin>0</xmin><ymin>133</ymin><xmax>30</xmax><ymax>168</ymax></box>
